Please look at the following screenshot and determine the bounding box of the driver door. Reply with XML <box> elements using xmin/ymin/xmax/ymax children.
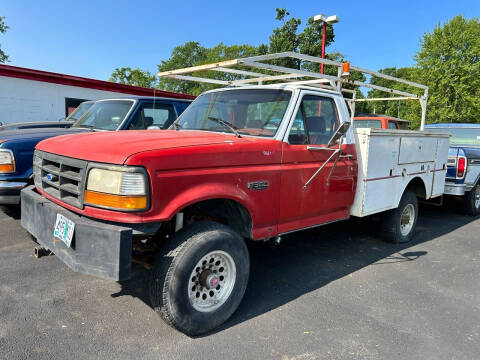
<box><xmin>278</xmin><ymin>93</ymin><xmax>354</xmax><ymax>234</ymax></box>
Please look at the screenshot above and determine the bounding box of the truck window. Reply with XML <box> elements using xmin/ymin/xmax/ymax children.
<box><xmin>353</xmin><ymin>120</ymin><xmax>382</xmax><ymax>129</ymax></box>
<box><xmin>129</xmin><ymin>103</ymin><xmax>177</xmax><ymax>130</ymax></box>
<box><xmin>288</xmin><ymin>95</ymin><xmax>339</xmax><ymax>145</ymax></box>
<box><xmin>74</xmin><ymin>100</ymin><xmax>134</xmax><ymax>130</ymax></box>
<box><xmin>388</xmin><ymin>121</ymin><xmax>398</xmax><ymax>129</ymax></box>
<box><xmin>426</xmin><ymin>127</ymin><xmax>480</xmax><ymax>146</ymax></box>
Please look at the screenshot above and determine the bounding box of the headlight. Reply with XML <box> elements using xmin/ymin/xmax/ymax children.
<box><xmin>0</xmin><ymin>149</ymin><xmax>15</xmax><ymax>173</ymax></box>
<box><xmin>85</xmin><ymin>167</ymin><xmax>148</xmax><ymax>211</ymax></box>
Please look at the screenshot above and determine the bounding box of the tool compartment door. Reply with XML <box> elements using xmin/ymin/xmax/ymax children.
<box><xmin>362</xmin><ymin>135</ymin><xmax>400</xmax><ymax>214</ymax></box>
<box><xmin>398</xmin><ymin>137</ymin><xmax>437</xmax><ymax>164</ymax></box>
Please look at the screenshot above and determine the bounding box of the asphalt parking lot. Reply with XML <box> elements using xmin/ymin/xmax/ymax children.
<box><xmin>0</xmin><ymin>202</ymin><xmax>479</xmax><ymax>360</ymax></box>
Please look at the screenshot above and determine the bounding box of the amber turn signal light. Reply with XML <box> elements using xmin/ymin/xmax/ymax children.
<box><xmin>0</xmin><ymin>164</ymin><xmax>14</xmax><ymax>173</ymax></box>
<box><xmin>342</xmin><ymin>62</ymin><xmax>350</xmax><ymax>77</ymax></box>
<box><xmin>84</xmin><ymin>190</ymin><xmax>147</xmax><ymax>211</ymax></box>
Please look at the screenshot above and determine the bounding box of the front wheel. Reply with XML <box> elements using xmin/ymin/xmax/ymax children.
<box><xmin>380</xmin><ymin>190</ymin><xmax>418</xmax><ymax>244</ymax></box>
<box><xmin>463</xmin><ymin>183</ymin><xmax>480</xmax><ymax>216</ymax></box>
<box><xmin>149</xmin><ymin>221</ymin><xmax>250</xmax><ymax>336</ymax></box>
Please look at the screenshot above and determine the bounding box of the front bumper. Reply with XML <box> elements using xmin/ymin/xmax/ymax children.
<box><xmin>444</xmin><ymin>182</ymin><xmax>466</xmax><ymax>196</ymax></box>
<box><xmin>20</xmin><ymin>185</ymin><xmax>132</xmax><ymax>281</ymax></box>
<box><xmin>0</xmin><ymin>181</ymin><xmax>28</xmax><ymax>205</ymax></box>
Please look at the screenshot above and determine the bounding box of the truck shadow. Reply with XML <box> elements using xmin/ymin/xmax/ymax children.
<box><xmin>113</xmin><ymin>202</ymin><xmax>477</xmax><ymax>337</ymax></box>
<box><xmin>0</xmin><ymin>205</ymin><xmax>21</xmax><ymax>220</ymax></box>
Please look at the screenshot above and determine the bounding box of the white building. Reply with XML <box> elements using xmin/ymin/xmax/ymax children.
<box><xmin>0</xmin><ymin>64</ymin><xmax>194</xmax><ymax>124</ymax></box>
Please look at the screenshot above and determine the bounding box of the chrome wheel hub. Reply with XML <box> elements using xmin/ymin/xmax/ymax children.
<box><xmin>400</xmin><ymin>204</ymin><xmax>415</xmax><ymax>236</ymax></box>
<box><xmin>188</xmin><ymin>250</ymin><xmax>236</xmax><ymax>312</ymax></box>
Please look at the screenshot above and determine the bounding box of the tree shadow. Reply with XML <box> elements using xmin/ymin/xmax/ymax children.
<box><xmin>111</xmin><ymin>201</ymin><xmax>477</xmax><ymax>337</ymax></box>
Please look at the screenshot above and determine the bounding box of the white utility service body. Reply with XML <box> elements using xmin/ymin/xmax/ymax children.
<box><xmin>350</xmin><ymin>128</ymin><xmax>450</xmax><ymax>217</ymax></box>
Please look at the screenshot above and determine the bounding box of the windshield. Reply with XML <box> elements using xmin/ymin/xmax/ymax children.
<box><xmin>66</xmin><ymin>102</ymin><xmax>94</xmax><ymax>122</ymax></box>
<box><xmin>73</xmin><ymin>100</ymin><xmax>134</xmax><ymax>130</ymax></box>
<box><xmin>427</xmin><ymin>127</ymin><xmax>480</xmax><ymax>147</ymax></box>
<box><xmin>174</xmin><ymin>89</ymin><xmax>292</xmax><ymax>137</ymax></box>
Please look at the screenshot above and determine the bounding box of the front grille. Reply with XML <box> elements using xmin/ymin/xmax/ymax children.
<box><xmin>33</xmin><ymin>150</ymin><xmax>88</xmax><ymax>208</ymax></box>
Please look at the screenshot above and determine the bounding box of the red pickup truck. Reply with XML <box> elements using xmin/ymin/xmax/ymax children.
<box><xmin>21</xmin><ymin>83</ymin><xmax>449</xmax><ymax>335</ymax></box>
<box><xmin>21</xmin><ymin>53</ymin><xmax>449</xmax><ymax>335</ymax></box>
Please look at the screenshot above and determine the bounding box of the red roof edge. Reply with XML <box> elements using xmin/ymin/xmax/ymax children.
<box><xmin>0</xmin><ymin>64</ymin><xmax>195</xmax><ymax>100</ymax></box>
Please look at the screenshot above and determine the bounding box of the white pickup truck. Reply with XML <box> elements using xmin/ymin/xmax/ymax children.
<box><xmin>23</xmin><ymin>52</ymin><xmax>449</xmax><ymax>335</ymax></box>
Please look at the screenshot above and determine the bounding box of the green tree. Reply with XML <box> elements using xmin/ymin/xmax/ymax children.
<box><xmin>157</xmin><ymin>41</ymin><xmax>266</xmax><ymax>95</ymax></box>
<box><xmin>268</xmin><ymin>8</ymin><xmax>302</xmax><ymax>68</ymax></box>
<box><xmin>157</xmin><ymin>41</ymin><xmax>208</xmax><ymax>95</ymax></box>
<box><xmin>415</xmin><ymin>15</ymin><xmax>480</xmax><ymax>123</ymax></box>
<box><xmin>109</xmin><ymin>67</ymin><xmax>157</xmax><ymax>88</ymax></box>
<box><xmin>0</xmin><ymin>16</ymin><xmax>9</xmax><ymax>63</ymax></box>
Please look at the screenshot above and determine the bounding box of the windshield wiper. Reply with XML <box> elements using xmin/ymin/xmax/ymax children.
<box><xmin>208</xmin><ymin>117</ymin><xmax>241</xmax><ymax>138</ymax></box>
<box><xmin>75</xmin><ymin>124</ymin><xmax>100</xmax><ymax>131</ymax></box>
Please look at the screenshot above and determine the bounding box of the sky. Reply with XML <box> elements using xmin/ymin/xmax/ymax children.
<box><xmin>1</xmin><ymin>1</ymin><xmax>479</xmax><ymax>81</ymax></box>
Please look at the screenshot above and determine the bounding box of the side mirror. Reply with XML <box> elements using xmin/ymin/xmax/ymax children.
<box><xmin>147</xmin><ymin>125</ymin><xmax>161</xmax><ymax>130</ymax></box>
<box><xmin>327</xmin><ymin>122</ymin><xmax>351</xmax><ymax>147</ymax></box>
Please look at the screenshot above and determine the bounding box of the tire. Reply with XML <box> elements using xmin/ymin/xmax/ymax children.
<box><xmin>149</xmin><ymin>221</ymin><xmax>250</xmax><ymax>336</ymax></box>
<box><xmin>380</xmin><ymin>190</ymin><xmax>418</xmax><ymax>244</ymax></box>
<box><xmin>463</xmin><ymin>183</ymin><xmax>480</xmax><ymax>216</ymax></box>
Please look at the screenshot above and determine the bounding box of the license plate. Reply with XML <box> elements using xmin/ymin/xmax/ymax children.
<box><xmin>53</xmin><ymin>214</ymin><xmax>75</xmax><ymax>247</ymax></box>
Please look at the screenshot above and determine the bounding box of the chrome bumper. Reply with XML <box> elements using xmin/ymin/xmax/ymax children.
<box><xmin>0</xmin><ymin>181</ymin><xmax>28</xmax><ymax>205</ymax></box>
<box><xmin>444</xmin><ymin>183</ymin><xmax>466</xmax><ymax>196</ymax></box>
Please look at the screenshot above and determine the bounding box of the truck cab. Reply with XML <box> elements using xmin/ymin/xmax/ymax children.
<box><xmin>0</xmin><ymin>96</ymin><xmax>192</xmax><ymax>205</ymax></box>
<box><xmin>425</xmin><ymin>123</ymin><xmax>480</xmax><ymax>215</ymax></box>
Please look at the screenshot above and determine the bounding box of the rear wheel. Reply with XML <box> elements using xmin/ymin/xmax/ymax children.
<box><xmin>380</xmin><ymin>190</ymin><xmax>418</xmax><ymax>243</ymax></box>
<box><xmin>463</xmin><ymin>183</ymin><xmax>480</xmax><ymax>216</ymax></box>
<box><xmin>149</xmin><ymin>221</ymin><xmax>250</xmax><ymax>336</ymax></box>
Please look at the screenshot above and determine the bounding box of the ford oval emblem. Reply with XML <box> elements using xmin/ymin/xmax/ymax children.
<box><xmin>46</xmin><ymin>173</ymin><xmax>58</xmax><ymax>182</ymax></box>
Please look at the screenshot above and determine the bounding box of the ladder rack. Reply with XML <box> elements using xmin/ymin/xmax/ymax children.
<box><xmin>157</xmin><ymin>52</ymin><xmax>429</xmax><ymax>130</ymax></box>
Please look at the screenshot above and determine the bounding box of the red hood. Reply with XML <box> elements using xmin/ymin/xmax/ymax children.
<box><xmin>36</xmin><ymin>130</ymin><xmax>270</xmax><ymax>164</ymax></box>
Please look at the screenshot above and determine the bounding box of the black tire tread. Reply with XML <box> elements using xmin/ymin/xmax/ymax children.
<box><xmin>150</xmin><ymin>221</ymin><xmax>246</xmax><ymax>334</ymax></box>
<box><xmin>462</xmin><ymin>184</ymin><xmax>480</xmax><ymax>216</ymax></box>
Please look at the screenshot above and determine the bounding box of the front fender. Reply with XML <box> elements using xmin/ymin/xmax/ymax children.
<box><xmin>158</xmin><ymin>182</ymin><xmax>255</xmax><ymax>223</ymax></box>
<box><xmin>149</xmin><ymin>168</ymin><xmax>281</xmax><ymax>239</ymax></box>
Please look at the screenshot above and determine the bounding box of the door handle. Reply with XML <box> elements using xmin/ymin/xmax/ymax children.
<box><xmin>307</xmin><ymin>146</ymin><xmax>331</xmax><ymax>151</ymax></box>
